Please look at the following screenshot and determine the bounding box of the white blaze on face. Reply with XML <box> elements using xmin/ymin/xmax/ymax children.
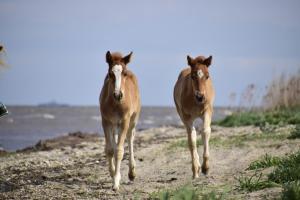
<box><xmin>112</xmin><ymin>65</ymin><xmax>123</xmax><ymax>93</ymax></box>
<box><xmin>197</xmin><ymin>69</ymin><xmax>204</xmax><ymax>78</ymax></box>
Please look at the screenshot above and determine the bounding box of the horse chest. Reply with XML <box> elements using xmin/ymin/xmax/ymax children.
<box><xmin>184</xmin><ymin>106</ymin><xmax>204</xmax><ymax>117</ymax></box>
<box><xmin>181</xmin><ymin>100</ymin><xmax>205</xmax><ymax>117</ymax></box>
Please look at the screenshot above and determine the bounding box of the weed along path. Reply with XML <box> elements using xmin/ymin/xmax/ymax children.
<box><xmin>0</xmin><ymin>125</ymin><xmax>299</xmax><ymax>199</ymax></box>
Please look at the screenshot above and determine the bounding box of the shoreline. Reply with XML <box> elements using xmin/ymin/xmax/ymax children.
<box><xmin>0</xmin><ymin>106</ymin><xmax>233</xmax><ymax>152</ymax></box>
<box><xmin>0</xmin><ymin>125</ymin><xmax>184</xmax><ymax>154</ymax></box>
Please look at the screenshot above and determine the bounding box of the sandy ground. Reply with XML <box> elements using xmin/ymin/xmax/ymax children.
<box><xmin>0</xmin><ymin>125</ymin><xmax>299</xmax><ymax>199</ymax></box>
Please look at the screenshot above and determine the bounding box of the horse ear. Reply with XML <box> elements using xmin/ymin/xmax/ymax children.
<box><xmin>106</xmin><ymin>51</ymin><xmax>112</xmax><ymax>64</ymax></box>
<box><xmin>123</xmin><ymin>52</ymin><xmax>133</xmax><ymax>65</ymax></box>
<box><xmin>187</xmin><ymin>55</ymin><xmax>194</xmax><ymax>67</ymax></box>
<box><xmin>204</xmin><ymin>56</ymin><xmax>212</xmax><ymax>67</ymax></box>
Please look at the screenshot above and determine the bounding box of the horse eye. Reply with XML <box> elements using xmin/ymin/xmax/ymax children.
<box><xmin>206</xmin><ymin>75</ymin><xmax>209</xmax><ymax>79</ymax></box>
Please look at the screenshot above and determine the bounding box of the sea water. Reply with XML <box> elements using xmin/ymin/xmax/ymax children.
<box><xmin>0</xmin><ymin>106</ymin><xmax>227</xmax><ymax>151</ymax></box>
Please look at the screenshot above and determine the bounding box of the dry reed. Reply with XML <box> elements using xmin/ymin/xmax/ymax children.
<box><xmin>263</xmin><ymin>71</ymin><xmax>300</xmax><ymax>109</ymax></box>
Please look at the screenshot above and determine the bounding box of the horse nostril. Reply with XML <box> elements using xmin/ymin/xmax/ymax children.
<box><xmin>113</xmin><ymin>91</ymin><xmax>123</xmax><ymax>101</ymax></box>
<box><xmin>196</xmin><ymin>94</ymin><xmax>205</xmax><ymax>102</ymax></box>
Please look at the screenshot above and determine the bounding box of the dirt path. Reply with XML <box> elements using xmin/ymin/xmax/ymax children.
<box><xmin>0</xmin><ymin>125</ymin><xmax>299</xmax><ymax>199</ymax></box>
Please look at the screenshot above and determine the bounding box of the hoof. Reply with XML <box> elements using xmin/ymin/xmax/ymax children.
<box><xmin>192</xmin><ymin>165</ymin><xmax>201</xmax><ymax>179</ymax></box>
<box><xmin>128</xmin><ymin>171</ymin><xmax>136</xmax><ymax>181</ymax></box>
<box><xmin>192</xmin><ymin>174</ymin><xmax>199</xmax><ymax>179</ymax></box>
<box><xmin>112</xmin><ymin>185</ymin><xmax>119</xmax><ymax>191</ymax></box>
<box><xmin>201</xmin><ymin>165</ymin><xmax>209</xmax><ymax>175</ymax></box>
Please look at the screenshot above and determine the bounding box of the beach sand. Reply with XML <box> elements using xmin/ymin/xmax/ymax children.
<box><xmin>0</xmin><ymin>125</ymin><xmax>299</xmax><ymax>199</ymax></box>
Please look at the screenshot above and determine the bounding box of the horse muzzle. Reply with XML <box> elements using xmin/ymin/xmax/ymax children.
<box><xmin>113</xmin><ymin>91</ymin><xmax>123</xmax><ymax>101</ymax></box>
<box><xmin>195</xmin><ymin>92</ymin><xmax>205</xmax><ymax>103</ymax></box>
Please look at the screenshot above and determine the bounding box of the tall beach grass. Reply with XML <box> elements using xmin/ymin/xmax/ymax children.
<box><xmin>216</xmin><ymin>71</ymin><xmax>300</xmax><ymax>127</ymax></box>
<box><xmin>263</xmin><ymin>71</ymin><xmax>300</xmax><ymax>110</ymax></box>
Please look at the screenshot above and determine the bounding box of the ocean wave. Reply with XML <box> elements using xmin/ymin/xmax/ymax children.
<box><xmin>164</xmin><ymin>115</ymin><xmax>173</xmax><ymax>121</ymax></box>
<box><xmin>23</xmin><ymin>113</ymin><xmax>55</xmax><ymax>119</ymax></box>
<box><xmin>91</xmin><ymin>116</ymin><xmax>101</xmax><ymax>121</ymax></box>
<box><xmin>43</xmin><ymin>114</ymin><xmax>55</xmax><ymax>119</ymax></box>
<box><xmin>142</xmin><ymin>119</ymin><xmax>154</xmax><ymax>125</ymax></box>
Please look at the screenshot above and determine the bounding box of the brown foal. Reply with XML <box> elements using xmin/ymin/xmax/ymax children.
<box><xmin>174</xmin><ymin>54</ymin><xmax>215</xmax><ymax>178</ymax></box>
<box><xmin>99</xmin><ymin>51</ymin><xmax>141</xmax><ymax>191</ymax></box>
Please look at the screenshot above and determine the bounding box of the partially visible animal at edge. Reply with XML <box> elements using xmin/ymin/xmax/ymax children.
<box><xmin>174</xmin><ymin>54</ymin><xmax>215</xmax><ymax>178</ymax></box>
<box><xmin>99</xmin><ymin>51</ymin><xmax>141</xmax><ymax>191</ymax></box>
<box><xmin>0</xmin><ymin>45</ymin><xmax>6</xmax><ymax>67</ymax></box>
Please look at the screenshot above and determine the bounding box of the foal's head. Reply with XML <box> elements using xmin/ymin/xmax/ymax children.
<box><xmin>187</xmin><ymin>55</ymin><xmax>212</xmax><ymax>104</ymax></box>
<box><xmin>106</xmin><ymin>51</ymin><xmax>132</xmax><ymax>101</ymax></box>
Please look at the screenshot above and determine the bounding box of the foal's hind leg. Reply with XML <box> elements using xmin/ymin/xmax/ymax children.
<box><xmin>185</xmin><ymin>120</ymin><xmax>201</xmax><ymax>178</ymax></box>
<box><xmin>201</xmin><ymin>111</ymin><xmax>212</xmax><ymax>175</ymax></box>
<box><xmin>127</xmin><ymin>125</ymin><xmax>136</xmax><ymax>181</ymax></box>
<box><xmin>102</xmin><ymin>119</ymin><xmax>115</xmax><ymax>178</ymax></box>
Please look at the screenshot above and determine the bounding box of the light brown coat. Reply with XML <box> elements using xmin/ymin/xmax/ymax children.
<box><xmin>100</xmin><ymin>51</ymin><xmax>141</xmax><ymax>190</ymax></box>
<box><xmin>174</xmin><ymin>55</ymin><xmax>215</xmax><ymax>178</ymax></box>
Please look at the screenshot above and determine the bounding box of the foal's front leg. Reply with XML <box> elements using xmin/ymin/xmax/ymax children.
<box><xmin>127</xmin><ymin>126</ymin><xmax>136</xmax><ymax>181</ymax></box>
<box><xmin>201</xmin><ymin>111</ymin><xmax>212</xmax><ymax>175</ymax></box>
<box><xmin>185</xmin><ymin>120</ymin><xmax>201</xmax><ymax>178</ymax></box>
<box><xmin>113</xmin><ymin>119</ymin><xmax>130</xmax><ymax>191</ymax></box>
<box><xmin>102</xmin><ymin>119</ymin><xmax>115</xmax><ymax>178</ymax></box>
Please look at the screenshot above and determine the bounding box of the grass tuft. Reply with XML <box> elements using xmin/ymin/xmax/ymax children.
<box><xmin>236</xmin><ymin>172</ymin><xmax>278</xmax><ymax>192</ymax></box>
<box><xmin>282</xmin><ymin>181</ymin><xmax>300</xmax><ymax>200</ymax></box>
<box><xmin>288</xmin><ymin>124</ymin><xmax>300</xmax><ymax>139</ymax></box>
<box><xmin>268</xmin><ymin>151</ymin><xmax>300</xmax><ymax>184</ymax></box>
<box><xmin>247</xmin><ymin>154</ymin><xmax>282</xmax><ymax>170</ymax></box>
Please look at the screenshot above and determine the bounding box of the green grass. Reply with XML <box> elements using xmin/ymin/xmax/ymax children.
<box><xmin>282</xmin><ymin>181</ymin><xmax>300</xmax><ymax>200</ymax></box>
<box><xmin>160</xmin><ymin>186</ymin><xmax>198</xmax><ymax>200</ymax></box>
<box><xmin>150</xmin><ymin>185</ymin><xmax>228</xmax><ymax>200</ymax></box>
<box><xmin>242</xmin><ymin>150</ymin><xmax>300</xmax><ymax>197</ymax></box>
<box><xmin>268</xmin><ymin>150</ymin><xmax>300</xmax><ymax>184</ymax></box>
<box><xmin>168</xmin><ymin>137</ymin><xmax>222</xmax><ymax>149</ymax></box>
<box><xmin>288</xmin><ymin>124</ymin><xmax>300</xmax><ymax>139</ymax></box>
<box><xmin>150</xmin><ymin>186</ymin><xmax>198</xmax><ymax>200</ymax></box>
<box><xmin>169</xmin><ymin>131</ymin><xmax>287</xmax><ymax>150</ymax></box>
<box><xmin>247</xmin><ymin>154</ymin><xmax>282</xmax><ymax>170</ymax></box>
<box><xmin>201</xmin><ymin>191</ymin><xmax>225</xmax><ymax>200</ymax></box>
<box><xmin>236</xmin><ymin>172</ymin><xmax>279</xmax><ymax>192</ymax></box>
<box><xmin>214</xmin><ymin>107</ymin><xmax>300</xmax><ymax>127</ymax></box>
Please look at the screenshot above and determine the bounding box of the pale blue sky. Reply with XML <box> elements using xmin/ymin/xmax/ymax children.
<box><xmin>0</xmin><ymin>0</ymin><xmax>299</xmax><ymax>106</ymax></box>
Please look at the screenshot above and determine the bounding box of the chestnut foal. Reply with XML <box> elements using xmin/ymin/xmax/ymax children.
<box><xmin>173</xmin><ymin>54</ymin><xmax>215</xmax><ymax>178</ymax></box>
<box><xmin>100</xmin><ymin>51</ymin><xmax>141</xmax><ymax>191</ymax></box>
